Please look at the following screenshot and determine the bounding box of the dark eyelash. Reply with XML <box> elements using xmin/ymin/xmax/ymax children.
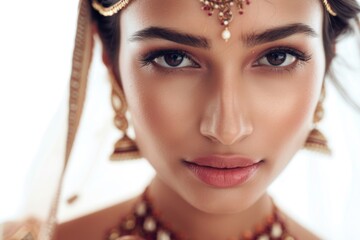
<box><xmin>253</xmin><ymin>47</ymin><xmax>312</xmax><ymax>73</ymax></box>
<box><xmin>270</xmin><ymin>59</ymin><xmax>308</xmax><ymax>74</ymax></box>
<box><xmin>140</xmin><ymin>49</ymin><xmax>195</xmax><ymax>67</ymax></box>
<box><xmin>260</xmin><ymin>47</ymin><xmax>312</xmax><ymax>63</ymax></box>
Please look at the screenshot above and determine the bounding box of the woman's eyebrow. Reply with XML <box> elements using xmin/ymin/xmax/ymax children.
<box><xmin>129</xmin><ymin>27</ymin><xmax>210</xmax><ymax>49</ymax></box>
<box><xmin>129</xmin><ymin>23</ymin><xmax>317</xmax><ymax>48</ymax></box>
<box><xmin>244</xmin><ymin>23</ymin><xmax>318</xmax><ymax>47</ymax></box>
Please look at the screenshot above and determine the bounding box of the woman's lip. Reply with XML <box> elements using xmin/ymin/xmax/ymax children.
<box><xmin>185</xmin><ymin>155</ymin><xmax>262</xmax><ymax>168</ymax></box>
<box><xmin>183</xmin><ymin>155</ymin><xmax>263</xmax><ymax>188</ymax></box>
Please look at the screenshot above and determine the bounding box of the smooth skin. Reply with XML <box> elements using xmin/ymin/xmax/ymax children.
<box><xmin>56</xmin><ymin>0</ymin><xmax>325</xmax><ymax>239</ymax></box>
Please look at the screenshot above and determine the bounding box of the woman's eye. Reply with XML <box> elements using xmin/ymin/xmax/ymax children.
<box><xmin>256</xmin><ymin>51</ymin><xmax>297</xmax><ymax>67</ymax></box>
<box><xmin>142</xmin><ymin>50</ymin><xmax>199</xmax><ymax>69</ymax></box>
<box><xmin>155</xmin><ymin>52</ymin><xmax>186</xmax><ymax>67</ymax></box>
<box><xmin>253</xmin><ymin>47</ymin><xmax>312</xmax><ymax>70</ymax></box>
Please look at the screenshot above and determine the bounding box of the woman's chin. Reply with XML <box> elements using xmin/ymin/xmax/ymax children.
<box><xmin>179</xmin><ymin>187</ymin><xmax>264</xmax><ymax>215</ymax></box>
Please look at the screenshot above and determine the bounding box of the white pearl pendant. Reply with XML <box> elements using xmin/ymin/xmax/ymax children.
<box><xmin>221</xmin><ymin>27</ymin><xmax>231</xmax><ymax>42</ymax></box>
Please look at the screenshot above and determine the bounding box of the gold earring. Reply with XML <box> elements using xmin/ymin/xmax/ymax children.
<box><xmin>109</xmin><ymin>74</ymin><xmax>141</xmax><ymax>160</ymax></box>
<box><xmin>305</xmin><ymin>87</ymin><xmax>331</xmax><ymax>155</ymax></box>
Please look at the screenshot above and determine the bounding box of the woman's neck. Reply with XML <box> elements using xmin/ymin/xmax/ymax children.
<box><xmin>148</xmin><ymin>176</ymin><xmax>273</xmax><ymax>240</ymax></box>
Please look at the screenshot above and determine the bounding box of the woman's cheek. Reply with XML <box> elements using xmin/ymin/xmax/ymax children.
<box><xmin>121</xmin><ymin>68</ymin><xmax>199</xmax><ymax>160</ymax></box>
<box><xmin>257</xmin><ymin>73</ymin><xmax>321</xmax><ymax>164</ymax></box>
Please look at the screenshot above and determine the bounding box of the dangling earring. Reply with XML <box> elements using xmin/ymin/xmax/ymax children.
<box><xmin>305</xmin><ymin>86</ymin><xmax>331</xmax><ymax>155</ymax></box>
<box><xmin>109</xmin><ymin>73</ymin><xmax>141</xmax><ymax>160</ymax></box>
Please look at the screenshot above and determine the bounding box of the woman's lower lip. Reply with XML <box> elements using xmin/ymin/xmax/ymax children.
<box><xmin>184</xmin><ymin>162</ymin><xmax>261</xmax><ymax>188</ymax></box>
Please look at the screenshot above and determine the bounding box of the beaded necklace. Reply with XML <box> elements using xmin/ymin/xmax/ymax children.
<box><xmin>106</xmin><ymin>190</ymin><xmax>296</xmax><ymax>240</ymax></box>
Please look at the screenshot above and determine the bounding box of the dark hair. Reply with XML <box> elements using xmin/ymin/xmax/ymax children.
<box><xmin>91</xmin><ymin>0</ymin><xmax>360</xmax><ymax>108</ymax></box>
<box><xmin>91</xmin><ymin>0</ymin><xmax>121</xmax><ymax>75</ymax></box>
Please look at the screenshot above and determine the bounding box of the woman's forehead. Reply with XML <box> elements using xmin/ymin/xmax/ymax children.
<box><xmin>120</xmin><ymin>0</ymin><xmax>324</xmax><ymax>40</ymax></box>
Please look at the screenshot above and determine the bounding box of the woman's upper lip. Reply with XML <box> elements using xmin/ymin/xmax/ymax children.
<box><xmin>185</xmin><ymin>155</ymin><xmax>262</xmax><ymax>169</ymax></box>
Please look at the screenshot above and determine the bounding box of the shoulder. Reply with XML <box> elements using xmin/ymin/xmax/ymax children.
<box><xmin>279</xmin><ymin>210</ymin><xmax>322</xmax><ymax>240</ymax></box>
<box><xmin>54</xmin><ymin>196</ymin><xmax>140</xmax><ymax>240</ymax></box>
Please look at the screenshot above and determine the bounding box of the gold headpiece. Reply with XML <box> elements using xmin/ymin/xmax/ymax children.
<box><xmin>322</xmin><ymin>0</ymin><xmax>337</xmax><ymax>17</ymax></box>
<box><xmin>92</xmin><ymin>0</ymin><xmax>337</xmax><ymax>41</ymax></box>
<box><xmin>92</xmin><ymin>0</ymin><xmax>132</xmax><ymax>16</ymax></box>
<box><xmin>200</xmin><ymin>0</ymin><xmax>251</xmax><ymax>41</ymax></box>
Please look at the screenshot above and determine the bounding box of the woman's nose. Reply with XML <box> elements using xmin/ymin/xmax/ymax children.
<box><xmin>200</xmin><ymin>81</ymin><xmax>253</xmax><ymax>146</ymax></box>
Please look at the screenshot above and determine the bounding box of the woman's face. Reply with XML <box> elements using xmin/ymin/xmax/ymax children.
<box><xmin>118</xmin><ymin>0</ymin><xmax>325</xmax><ymax>213</ymax></box>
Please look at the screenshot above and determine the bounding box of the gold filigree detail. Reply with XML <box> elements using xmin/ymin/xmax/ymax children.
<box><xmin>92</xmin><ymin>0</ymin><xmax>132</xmax><ymax>16</ymax></box>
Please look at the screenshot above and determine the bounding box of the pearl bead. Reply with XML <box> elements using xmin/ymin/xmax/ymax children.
<box><xmin>270</xmin><ymin>222</ymin><xmax>283</xmax><ymax>238</ymax></box>
<box><xmin>144</xmin><ymin>216</ymin><xmax>157</xmax><ymax>232</ymax></box>
<box><xmin>135</xmin><ymin>201</ymin><xmax>147</xmax><ymax>216</ymax></box>
<box><xmin>108</xmin><ymin>230</ymin><xmax>120</xmax><ymax>240</ymax></box>
<box><xmin>257</xmin><ymin>234</ymin><xmax>270</xmax><ymax>240</ymax></box>
<box><xmin>157</xmin><ymin>230</ymin><xmax>171</xmax><ymax>240</ymax></box>
<box><xmin>222</xmin><ymin>28</ymin><xmax>231</xmax><ymax>42</ymax></box>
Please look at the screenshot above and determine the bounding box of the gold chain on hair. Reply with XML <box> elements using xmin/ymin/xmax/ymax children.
<box><xmin>322</xmin><ymin>0</ymin><xmax>337</xmax><ymax>16</ymax></box>
<box><xmin>92</xmin><ymin>0</ymin><xmax>132</xmax><ymax>16</ymax></box>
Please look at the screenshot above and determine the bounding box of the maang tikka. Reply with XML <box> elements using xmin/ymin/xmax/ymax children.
<box><xmin>92</xmin><ymin>0</ymin><xmax>337</xmax><ymax>41</ymax></box>
<box><xmin>200</xmin><ymin>0</ymin><xmax>251</xmax><ymax>42</ymax></box>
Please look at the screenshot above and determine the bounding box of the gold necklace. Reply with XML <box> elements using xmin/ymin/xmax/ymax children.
<box><xmin>106</xmin><ymin>190</ymin><xmax>296</xmax><ymax>240</ymax></box>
